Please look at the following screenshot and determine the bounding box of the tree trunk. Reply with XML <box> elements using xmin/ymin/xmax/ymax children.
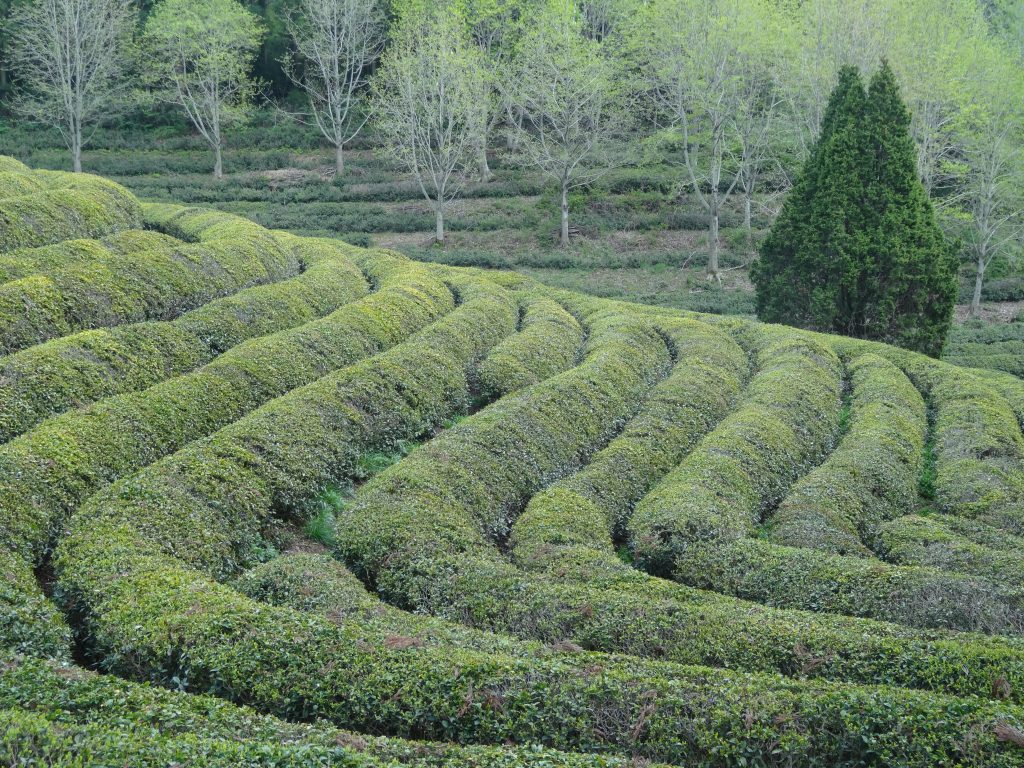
<box><xmin>213</xmin><ymin>144</ymin><xmax>223</xmax><ymax>180</ymax></box>
<box><xmin>72</xmin><ymin>130</ymin><xmax>83</xmax><ymax>174</ymax></box>
<box><xmin>434</xmin><ymin>206</ymin><xmax>445</xmax><ymax>245</ymax></box>
<box><xmin>335</xmin><ymin>144</ymin><xmax>345</xmax><ymax>175</ymax></box>
<box><xmin>743</xmin><ymin>190</ymin><xmax>753</xmax><ymax>254</ymax></box>
<box><xmin>479</xmin><ymin>145</ymin><xmax>493</xmax><ymax>183</ymax></box>
<box><xmin>560</xmin><ymin>184</ymin><xmax>570</xmax><ymax>248</ymax></box>
<box><xmin>707</xmin><ymin>206</ymin><xmax>720</xmax><ymax>282</ymax></box>
<box><xmin>971</xmin><ymin>259</ymin><xmax>985</xmax><ymax>317</ymax></box>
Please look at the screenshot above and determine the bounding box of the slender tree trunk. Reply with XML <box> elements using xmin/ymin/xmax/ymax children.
<box><xmin>707</xmin><ymin>202</ymin><xmax>720</xmax><ymax>282</ymax></box>
<box><xmin>434</xmin><ymin>206</ymin><xmax>444</xmax><ymax>245</ymax></box>
<box><xmin>213</xmin><ymin>143</ymin><xmax>223</xmax><ymax>180</ymax></box>
<box><xmin>560</xmin><ymin>183</ymin><xmax>570</xmax><ymax>248</ymax></box>
<box><xmin>479</xmin><ymin>144</ymin><xmax>492</xmax><ymax>183</ymax></box>
<box><xmin>743</xmin><ymin>190</ymin><xmax>753</xmax><ymax>254</ymax></box>
<box><xmin>971</xmin><ymin>257</ymin><xmax>985</xmax><ymax>317</ymax></box>
<box><xmin>335</xmin><ymin>144</ymin><xmax>345</xmax><ymax>175</ymax></box>
<box><xmin>72</xmin><ymin>130</ymin><xmax>83</xmax><ymax>173</ymax></box>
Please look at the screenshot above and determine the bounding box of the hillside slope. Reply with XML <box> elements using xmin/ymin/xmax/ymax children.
<box><xmin>4</xmin><ymin>159</ymin><xmax>1024</xmax><ymax>766</ymax></box>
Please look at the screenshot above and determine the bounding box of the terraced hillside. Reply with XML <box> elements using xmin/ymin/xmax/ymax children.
<box><xmin>5</xmin><ymin>158</ymin><xmax>1024</xmax><ymax>766</ymax></box>
<box><xmin>946</xmin><ymin>317</ymin><xmax>1024</xmax><ymax>381</ymax></box>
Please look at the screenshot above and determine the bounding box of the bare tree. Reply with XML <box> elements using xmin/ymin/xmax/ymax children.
<box><xmin>507</xmin><ymin>1</ymin><xmax>628</xmax><ymax>248</ymax></box>
<box><xmin>640</xmin><ymin>0</ymin><xmax>778</xmax><ymax>280</ymax></box>
<box><xmin>8</xmin><ymin>0</ymin><xmax>134</xmax><ymax>172</ymax></box>
<box><xmin>732</xmin><ymin>34</ymin><xmax>784</xmax><ymax>257</ymax></box>
<box><xmin>142</xmin><ymin>0</ymin><xmax>264</xmax><ymax>179</ymax></box>
<box><xmin>281</xmin><ymin>0</ymin><xmax>385</xmax><ymax>175</ymax></box>
<box><xmin>959</xmin><ymin>54</ymin><xmax>1024</xmax><ymax>316</ymax></box>
<box><xmin>371</xmin><ymin>11</ymin><xmax>486</xmax><ymax>244</ymax></box>
<box><xmin>463</xmin><ymin>0</ymin><xmax>522</xmax><ymax>182</ymax></box>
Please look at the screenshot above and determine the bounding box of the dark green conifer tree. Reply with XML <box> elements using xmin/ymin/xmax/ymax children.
<box><xmin>752</xmin><ymin>62</ymin><xmax>957</xmax><ymax>356</ymax></box>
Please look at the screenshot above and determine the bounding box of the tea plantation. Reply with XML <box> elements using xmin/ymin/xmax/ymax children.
<box><xmin>6</xmin><ymin>158</ymin><xmax>1024</xmax><ymax>766</ymax></box>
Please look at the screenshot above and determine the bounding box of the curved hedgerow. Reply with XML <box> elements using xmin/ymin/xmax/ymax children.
<box><xmin>929</xmin><ymin>370</ymin><xmax>1024</xmax><ymax>533</ymax></box>
<box><xmin>0</xmin><ymin>654</ymin><xmax>667</xmax><ymax>768</ymax></box>
<box><xmin>477</xmin><ymin>294</ymin><xmax>584</xmax><ymax>397</ymax></box>
<box><xmin>879</xmin><ymin>514</ymin><xmax>1024</xmax><ymax>587</ymax></box>
<box><xmin>50</xmin><ymin>298</ymin><xmax>1024</xmax><ymax>763</ymax></box>
<box><xmin>0</xmin><ymin>550</ymin><xmax>70</xmax><ymax>660</ymax></box>
<box><xmin>233</xmin><ymin>553</ymin><xmax>533</xmax><ymax>657</ymax></box>
<box><xmin>51</xmin><ymin>392</ymin><xmax>1024</xmax><ymax>766</ymax></box>
<box><xmin>674</xmin><ymin>537</ymin><xmax>1024</xmax><ymax>635</ymax></box>
<box><xmin>0</xmin><ymin>209</ymin><xmax>301</xmax><ymax>355</ymax></box>
<box><xmin>0</xmin><ymin>156</ymin><xmax>30</xmax><ymax>173</ymax></box>
<box><xmin>510</xmin><ymin>316</ymin><xmax>748</xmax><ymax>573</ymax></box>
<box><xmin>56</xmin><ymin>274</ymin><xmax>515</xmax><ymax>573</ymax></box>
<box><xmin>766</xmin><ymin>353</ymin><xmax>927</xmax><ymax>555</ymax></box>
<box><xmin>339</xmin><ymin>309</ymin><xmax>670</xmax><ymax>582</ymax></box>
<box><xmin>0</xmin><ymin>172</ymin><xmax>142</xmax><ymax>252</ymax></box>
<box><xmin>0</xmin><ymin>253</ymin><xmax>453</xmax><ymax>566</ymax></box>
<box><xmin>328</xmin><ymin>309</ymin><xmax>1024</xmax><ymax>702</ymax></box>
<box><xmin>655</xmin><ymin>346</ymin><xmax>1024</xmax><ymax>634</ymax></box>
<box><xmin>627</xmin><ymin>327</ymin><xmax>843</xmax><ymax>576</ymax></box>
<box><xmin>0</xmin><ymin>172</ymin><xmax>46</xmax><ymax>199</ymax></box>
<box><xmin>0</xmin><ymin>230</ymin><xmax>179</xmax><ymax>283</ymax></box>
<box><xmin>0</xmin><ymin>234</ymin><xmax>368</xmax><ymax>442</ymax></box>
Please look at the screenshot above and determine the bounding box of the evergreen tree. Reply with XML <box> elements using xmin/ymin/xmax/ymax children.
<box><xmin>752</xmin><ymin>62</ymin><xmax>957</xmax><ymax>356</ymax></box>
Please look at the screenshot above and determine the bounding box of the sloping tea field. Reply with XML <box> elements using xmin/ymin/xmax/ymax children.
<box><xmin>6</xmin><ymin>158</ymin><xmax>1024</xmax><ymax>766</ymax></box>
<box><xmin>6</xmin><ymin>116</ymin><xmax>1023</xmax><ymax>384</ymax></box>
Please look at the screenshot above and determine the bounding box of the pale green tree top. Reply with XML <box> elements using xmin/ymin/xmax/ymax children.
<box><xmin>143</xmin><ymin>0</ymin><xmax>264</xmax><ymax>126</ymax></box>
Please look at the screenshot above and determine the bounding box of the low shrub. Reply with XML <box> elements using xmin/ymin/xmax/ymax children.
<box><xmin>233</xmin><ymin>553</ymin><xmax>532</xmax><ymax>657</ymax></box>
<box><xmin>674</xmin><ymin>537</ymin><xmax>1024</xmax><ymax>635</ymax></box>
<box><xmin>0</xmin><ymin>253</ymin><xmax>453</xmax><ymax>566</ymax></box>
<box><xmin>0</xmin><ymin>205</ymin><xmax>300</xmax><ymax>355</ymax></box>
<box><xmin>766</xmin><ymin>353</ymin><xmax>927</xmax><ymax>554</ymax></box>
<box><xmin>0</xmin><ymin>233</ymin><xmax>368</xmax><ymax>442</ymax></box>
<box><xmin>628</xmin><ymin>327</ymin><xmax>843</xmax><ymax>576</ymax></box>
<box><xmin>880</xmin><ymin>514</ymin><xmax>1024</xmax><ymax>587</ymax></box>
<box><xmin>0</xmin><ymin>169</ymin><xmax>141</xmax><ymax>251</ymax></box>
<box><xmin>930</xmin><ymin>370</ymin><xmax>1024</xmax><ymax>534</ymax></box>
<box><xmin>0</xmin><ymin>654</ymin><xmax>660</xmax><ymax>768</ymax></box>
<box><xmin>0</xmin><ymin>171</ymin><xmax>46</xmax><ymax>199</ymax></box>
<box><xmin>0</xmin><ymin>550</ymin><xmax>70</xmax><ymax>660</ymax></box>
<box><xmin>477</xmin><ymin>294</ymin><xmax>583</xmax><ymax>398</ymax></box>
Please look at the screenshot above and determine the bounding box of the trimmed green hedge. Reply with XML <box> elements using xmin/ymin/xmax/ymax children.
<box><xmin>0</xmin><ymin>172</ymin><xmax>142</xmax><ymax>252</ymax></box>
<box><xmin>0</xmin><ymin>233</ymin><xmax>368</xmax><ymax>442</ymax></box>
<box><xmin>880</xmin><ymin>514</ymin><xmax>1024</xmax><ymax>587</ymax></box>
<box><xmin>930</xmin><ymin>370</ymin><xmax>1024</xmax><ymax>533</ymax></box>
<box><xmin>0</xmin><ymin>550</ymin><xmax>70</xmax><ymax>660</ymax></box>
<box><xmin>766</xmin><ymin>353</ymin><xmax>927</xmax><ymax>555</ymax></box>
<box><xmin>54</xmin><ymin>515</ymin><xmax>1024</xmax><ymax>766</ymax></box>
<box><xmin>0</xmin><ymin>156</ymin><xmax>30</xmax><ymax>173</ymax></box>
<box><xmin>674</xmin><ymin>537</ymin><xmax>1024</xmax><ymax>635</ymax></box>
<box><xmin>628</xmin><ymin>327</ymin><xmax>843</xmax><ymax>576</ymax></box>
<box><xmin>0</xmin><ymin>230</ymin><xmax>177</xmax><ymax>283</ymax></box>
<box><xmin>651</xmin><ymin>342</ymin><xmax>1024</xmax><ymax>634</ymax></box>
<box><xmin>510</xmin><ymin>316</ymin><xmax>748</xmax><ymax>574</ymax></box>
<box><xmin>338</xmin><ymin>308</ymin><xmax>670</xmax><ymax>591</ymax></box>
<box><xmin>478</xmin><ymin>294</ymin><xmax>583</xmax><ymax>397</ymax></box>
<box><xmin>0</xmin><ymin>207</ymin><xmax>302</xmax><ymax>355</ymax></box>
<box><xmin>0</xmin><ymin>171</ymin><xmax>46</xmax><ymax>199</ymax></box>
<box><xmin>0</xmin><ymin>253</ymin><xmax>453</xmax><ymax>566</ymax></box>
<box><xmin>0</xmin><ymin>654</ymin><xmax>665</xmax><ymax>768</ymax></box>
<box><xmin>233</xmin><ymin>552</ymin><xmax>532</xmax><ymax>657</ymax></box>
